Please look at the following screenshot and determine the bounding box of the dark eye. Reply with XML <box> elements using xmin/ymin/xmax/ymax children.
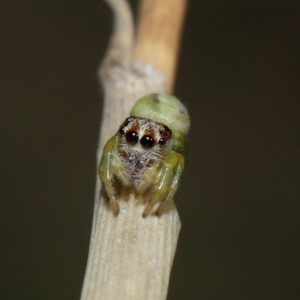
<box><xmin>140</xmin><ymin>135</ymin><xmax>154</xmax><ymax>149</ymax></box>
<box><xmin>119</xmin><ymin>127</ymin><xmax>125</xmax><ymax>134</ymax></box>
<box><xmin>126</xmin><ymin>131</ymin><xmax>139</xmax><ymax>145</ymax></box>
<box><xmin>119</xmin><ymin>118</ymin><xmax>132</xmax><ymax>134</ymax></box>
<box><xmin>158</xmin><ymin>138</ymin><xmax>165</xmax><ymax>145</ymax></box>
<box><xmin>163</xmin><ymin>125</ymin><xmax>172</xmax><ymax>134</ymax></box>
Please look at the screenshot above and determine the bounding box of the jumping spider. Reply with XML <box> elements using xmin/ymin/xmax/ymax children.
<box><xmin>98</xmin><ymin>93</ymin><xmax>190</xmax><ymax>217</ymax></box>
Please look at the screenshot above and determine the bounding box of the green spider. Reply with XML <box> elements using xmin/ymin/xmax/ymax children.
<box><xmin>98</xmin><ymin>93</ymin><xmax>190</xmax><ymax>217</ymax></box>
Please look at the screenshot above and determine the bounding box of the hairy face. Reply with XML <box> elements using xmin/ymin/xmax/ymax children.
<box><xmin>119</xmin><ymin>117</ymin><xmax>173</xmax><ymax>157</ymax></box>
<box><xmin>118</xmin><ymin>117</ymin><xmax>173</xmax><ymax>181</ymax></box>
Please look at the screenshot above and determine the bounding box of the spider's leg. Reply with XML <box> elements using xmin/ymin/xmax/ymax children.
<box><xmin>98</xmin><ymin>134</ymin><xmax>121</xmax><ymax>216</ymax></box>
<box><xmin>142</xmin><ymin>151</ymin><xmax>184</xmax><ymax>217</ymax></box>
<box><xmin>155</xmin><ymin>152</ymin><xmax>184</xmax><ymax>217</ymax></box>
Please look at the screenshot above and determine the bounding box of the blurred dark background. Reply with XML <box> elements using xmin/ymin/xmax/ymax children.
<box><xmin>1</xmin><ymin>1</ymin><xmax>299</xmax><ymax>299</ymax></box>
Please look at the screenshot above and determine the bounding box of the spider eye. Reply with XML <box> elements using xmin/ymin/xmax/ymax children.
<box><xmin>140</xmin><ymin>135</ymin><xmax>154</xmax><ymax>149</ymax></box>
<box><xmin>158</xmin><ymin>138</ymin><xmax>165</xmax><ymax>145</ymax></box>
<box><xmin>126</xmin><ymin>131</ymin><xmax>139</xmax><ymax>145</ymax></box>
<box><xmin>119</xmin><ymin>127</ymin><xmax>125</xmax><ymax>134</ymax></box>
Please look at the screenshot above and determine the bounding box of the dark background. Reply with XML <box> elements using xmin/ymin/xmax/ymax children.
<box><xmin>1</xmin><ymin>1</ymin><xmax>299</xmax><ymax>299</ymax></box>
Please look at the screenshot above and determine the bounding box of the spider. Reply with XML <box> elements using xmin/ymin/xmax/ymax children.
<box><xmin>98</xmin><ymin>93</ymin><xmax>190</xmax><ymax>217</ymax></box>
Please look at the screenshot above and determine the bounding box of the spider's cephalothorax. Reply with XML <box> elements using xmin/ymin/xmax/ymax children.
<box><xmin>118</xmin><ymin>117</ymin><xmax>173</xmax><ymax>185</ymax></box>
<box><xmin>98</xmin><ymin>93</ymin><xmax>190</xmax><ymax>217</ymax></box>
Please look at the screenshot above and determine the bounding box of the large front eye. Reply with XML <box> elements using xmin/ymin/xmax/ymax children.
<box><xmin>140</xmin><ymin>135</ymin><xmax>154</xmax><ymax>149</ymax></box>
<box><xmin>126</xmin><ymin>131</ymin><xmax>139</xmax><ymax>145</ymax></box>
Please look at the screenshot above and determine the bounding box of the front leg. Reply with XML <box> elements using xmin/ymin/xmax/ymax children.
<box><xmin>155</xmin><ymin>153</ymin><xmax>184</xmax><ymax>216</ymax></box>
<box><xmin>142</xmin><ymin>151</ymin><xmax>185</xmax><ymax>217</ymax></box>
<box><xmin>98</xmin><ymin>134</ymin><xmax>122</xmax><ymax>215</ymax></box>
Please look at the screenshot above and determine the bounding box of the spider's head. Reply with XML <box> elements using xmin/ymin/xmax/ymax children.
<box><xmin>118</xmin><ymin>117</ymin><xmax>172</xmax><ymax>159</ymax></box>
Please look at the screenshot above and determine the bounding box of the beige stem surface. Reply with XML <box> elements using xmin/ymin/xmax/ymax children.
<box><xmin>133</xmin><ymin>0</ymin><xmax>187</xmax><ymax>92</ymax></box>
<box><xmin>80</xmin><ymin>0</ymin><xmax>187</xmax><ymax>299</ymax></box>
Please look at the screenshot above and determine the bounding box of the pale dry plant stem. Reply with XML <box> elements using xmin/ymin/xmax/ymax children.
<box><xmin>80</xmin><ymin>0</ymin><xmax>187</xmax><ymax>299</ymax></box>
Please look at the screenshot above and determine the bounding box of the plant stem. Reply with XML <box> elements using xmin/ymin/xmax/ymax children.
<box><xmin>80</xmin><ymin>0</ymin><xmax>187</xmax><ymax>299</ymax></box>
